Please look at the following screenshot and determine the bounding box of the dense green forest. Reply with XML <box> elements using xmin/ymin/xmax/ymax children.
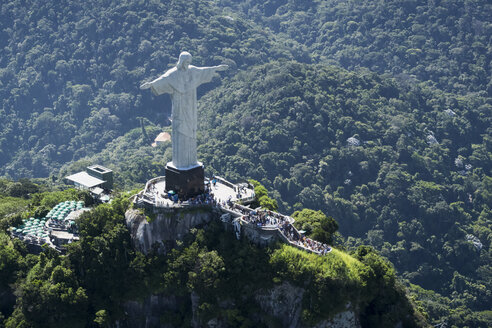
<box><xmin>1</xmin><ymin>0</ymin><xmax>491</xmax><ymax>326</ymax></box>
<box><xmin>0</xmin><ymin>185</ymin><xmax>426</xmax><ymax>327</ymax></box>
<box><xmin>63</xmin><ymin>62</ymin><xmax>491</xmax><ymax>326</ymax></box>
<box><xmin>197</xmin><ymin>62</ymin><xmax>491</xmax><ymax>324</ymax></box>
<box><xmin>223</xmin><ymin>0</ymin><xmax>492</xmax><ymax>94</ymax></box>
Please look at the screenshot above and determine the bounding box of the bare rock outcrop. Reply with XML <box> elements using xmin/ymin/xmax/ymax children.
<box><xmin>313</xmin><ymin>304</ymin><xmax>360</xmax><ymax>328</ymax></box>
<box><xmin>256</xmin><ymin>282</ymin><xmax>360</xmax><ymax>328</ymax></box>
<box><xmin>256</xmin><ymin>281</ymin><xmax>304</xmax><ymax>328</ymax></box>
<box><xmin>118</xmin><ymin>295</ymin><xmax>179</xmax><ymax>328</ymax></box>
<box><xmin>125</xmin><ymin>208</ymin><xmax>215</xmax><ymax>254</ymax></box>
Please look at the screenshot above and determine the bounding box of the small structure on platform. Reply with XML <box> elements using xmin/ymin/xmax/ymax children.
<box><xmin>65</xmin><ymin>171</ymin><xmax>105</xmax><ymax>190</ymax></box>
<box><xmin>65</xmin><ymin>164</ymin><xmax>113</xmax><ymax>201</ymax></box>
<box><xmin>51</xmin><ymin>230</ymin><xmax>79</xmax><ymax>247</ymax></box>
<box><xmin>164</xmin><ymin>162</ymin><xmax>205</xmax><ymax>199</ymax></box>
<box><xmin>86</xmin><ymin>165</ymin><xmax>113</xmax><ymax>189</ymax></box>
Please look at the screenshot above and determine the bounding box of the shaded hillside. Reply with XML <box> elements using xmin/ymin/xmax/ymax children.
<box><xmin>224</xmin><ymin>0</ymin><xmax>492</xmax><ymax>94</ymax></box>
<box><xmin>196</xmin><ymin>61</ymin><xmax>491</xmax><ymax>318</ymax></box>
<box><xmin>0</xmin><ymin>0</ymin><xmax>307</xmax><ymax>178</ymax></box>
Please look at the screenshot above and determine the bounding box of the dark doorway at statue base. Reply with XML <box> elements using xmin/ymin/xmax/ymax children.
<box><xmin>165</xmin><ymin>164</ymin><xmax>205</xmax><ymax>199</ymax></box>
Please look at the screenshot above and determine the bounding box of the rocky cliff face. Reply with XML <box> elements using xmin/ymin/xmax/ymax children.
<box><xmin>125</xmin><ymin>208</ymin><xmax>216</xmax><ymax>254</ymax></box>
<box><xmin>117</xmin><ymin>294</ymin><xmax>180</xmax><ymax>328</ymax></box>
<box><xmin>313</xmin><ymin>308</ymin><xmax>360</xmax><ymax>328</ymax></box>
<box><xmin>256</xmin><ymin>282</ymin><xmax>360</xmax><ymax>328</ymax></box>
<box><xmin>123</xmin><ymin>208</ymin><xmax>363</xmax><ymax>327</ymax></box>
<box><xmin>255</xmin><ymin>281</ymin><xmax>304</xmax><ymax>328</ymax></box>
<box><xmin>117</xmin><ymin>282</ymin><xmax>360</xmax><ymax>328</ymax></box>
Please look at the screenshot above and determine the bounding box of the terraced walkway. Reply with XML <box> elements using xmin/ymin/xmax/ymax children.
<box><xmin>135</xmin><ymin>176</ymin><xmax>332</xmax><ymax>255</ymax></box>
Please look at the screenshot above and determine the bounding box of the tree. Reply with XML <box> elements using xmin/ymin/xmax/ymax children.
<box><xmin>292</xmin><ymin>209</ymin><xmax>338</xmax><ymax>244</ymax></box>
<box><xmin>249</xmin><ymin>179</ymin><xmax>278</xmax><ymax>211</ymax></box>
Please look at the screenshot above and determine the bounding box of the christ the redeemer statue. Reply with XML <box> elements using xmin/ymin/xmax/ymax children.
<box><xmin>140</xmin><ymin>51</ymin><xmax>227</xmax><ymax>198</ymax></box>
<box><xmin>140</xmin><ymin>51</ymin><xmax>228</xmax><ymax>170</ymax></box>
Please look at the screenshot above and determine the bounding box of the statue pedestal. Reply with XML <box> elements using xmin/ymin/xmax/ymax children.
<box><xmin>165</xmin><ymin>163</ymin><xmax>204</xmax><ymax>199</ymax></box>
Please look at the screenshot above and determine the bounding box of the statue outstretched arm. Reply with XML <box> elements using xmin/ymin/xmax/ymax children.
<box><xmin>140</xmin><ymin>81</ymin><xmax>152</xmax><ymax>90</ymax></box>
<box><xmin>140</xmin><ymin>71</ymin><xmax>175</xmax><ymax>95</ymax></box>
<box><xmin>199</xmin><ymin>64</ymin><xmax>229</xmax><ymax>73</ymax></box>
<box><xmin>192</xmin><ymin>64</ymin><xmax>229</xmax><ymax>87</ymax></box>
<box><xmin>213</xmin><ymin>64</ymin><xmax>228</xmax><ymax>72</ymax></box>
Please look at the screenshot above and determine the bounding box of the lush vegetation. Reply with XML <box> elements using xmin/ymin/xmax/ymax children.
<box><xmin>225</xmin><ymin>0</ymin><xmax>492</xmax><ymax>94</ymax></box>
<box><xmin>0</xmin><ymin>0</ymin><xmax>305</xmax><ymax>178</ymax></box>
<box><xmin>248</xmin><ymin>179</ymin><xmax>279</xmax><ymax>211</ymax></box>
<box><xmin>196</xmin><ymin>61</ymin><xmax>491</xmax><ymax>326</ymax></box>
<box><xmin>291</xmin><ymin>209</ymin><xmax>339</xmax><ymax>244</ymax></box>
<box><xmin>1</xmin><ymin>0</ymin><xmax>491</xmax><ymax>326</ymax></box>
<box><xmin>407</xmin><ymin>283</ymin><xmax>492</xmax><ymax>328</ymax></box>
<box><xmin>0</xmin><ymin>185</ymin><xmax>93</xmax><ymax>326</ymax></box>
<box><xmin>0</xmin><ymin>188</ymin><xmax>425</xmax><ymax>327</ymax></box>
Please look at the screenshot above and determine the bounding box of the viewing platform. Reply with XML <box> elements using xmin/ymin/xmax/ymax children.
<box><xmin>222</xmin><ymin>203</ymin><xmax>332</xmax><ymax>256</ymax></box>
<box><xmin>133</xmin><ymin>176</ymin><xmax>255</xmax><ymax>210</ymax></box>
<box><xmin>133</xmin><ymin>176</ymin><xmax>332</xmax><ymax>256</ymax></box>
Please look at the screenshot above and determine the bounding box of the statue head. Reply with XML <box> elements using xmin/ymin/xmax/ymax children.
<box><xmin>177</xmin><ymin>51</ymin><xmax>192</xmax><ymax>70</ymax></box>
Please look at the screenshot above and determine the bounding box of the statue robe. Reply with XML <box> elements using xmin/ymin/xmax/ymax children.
<box><xmin>149</xmin><ymin>65</ymin><xmax>215</xmax><ymax>169</ymax></box>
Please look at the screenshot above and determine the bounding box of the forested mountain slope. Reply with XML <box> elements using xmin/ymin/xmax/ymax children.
<box><xmin>196</xmin><ymin>62</ymin><xmax>491</xmax><ymax>313</ymax></box>
<box><xmin>0</xmin><ymin>0</ymin><xmax>306</xmax><ymax>178</ymax></box>
<box><xmin>63</xmin><ymin>61</ymin><xmax>491</xmax><ymax>325</ymax></box>
<box><xmin>0</xmin><ymin>187</ymin><xmax>427</xmax><ymax>327</ymax></box>
<box><xmin>225</xmin><ymin>0</ymin><xmax>492</xmax><ymax>94</ymax></box>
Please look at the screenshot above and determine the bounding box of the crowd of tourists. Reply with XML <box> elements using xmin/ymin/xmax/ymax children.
<box><xmin>241</xmin><ymin>208</ymin><xmax>287</xmax><ymax>228</ymax></box>
<box><xmin>277</xmin><ymin>221</ymin><xmax>331</xmax><ymax>254</ymax></box>
<box><xmin>221</xmin><ymin>201</ymin><xmax>331</xmax><ymax>255</ymax></box>
<box><xmin>154</xmin><ymin>191</ymin><xmax>217</xmax><ymax>208</ymax></box>
<box><xmin>142</xmin><ymin>178</ymin><xmax>331</xmax><ymax>255</ymax></box>
<box><xmin>294</xmin><ymin>236</ymin><xmax>331</xmax><ymax>255</ymax></box>
<box><xmin>186</xmin><ymin>192</ymin><xmax>216</xmax><ymax>206</ymax></box>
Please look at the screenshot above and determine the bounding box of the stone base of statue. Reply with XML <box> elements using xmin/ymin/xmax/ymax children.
<box><xmin>165</xmin><ymin>162</ymin><xmax>204</xmax><ymax>199</ymax></box>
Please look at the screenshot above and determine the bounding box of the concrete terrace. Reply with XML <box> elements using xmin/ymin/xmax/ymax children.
<box><xmin>223</xmin><ymin>203</ymin><xmax>332</xmax><ymax>255</ymax></box>
<box><xmin>133</xmin><ymin>176</ymin><xmax>332</xmax><ymax>256</ymax></box>
<box><xmin>135</xmin><ymin>176</ymin><xmax>255</xmax><ymax>209</ymax></box>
